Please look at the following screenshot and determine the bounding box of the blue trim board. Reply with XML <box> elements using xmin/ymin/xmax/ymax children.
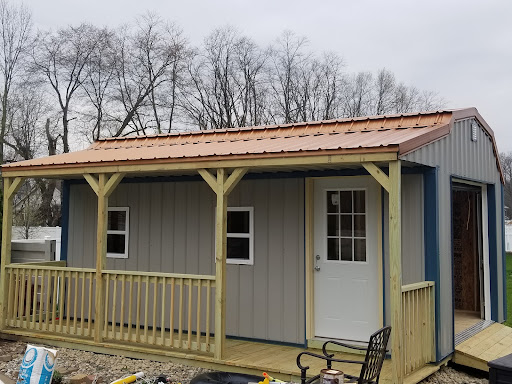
<box><xmin>502</xmin><ymin>184</ymin><xmax>507</xmax><ymax>321</ymax></box>
<box><xmin>60</xmin><ymin>180</ymin><xmax>70</xmax><ymax>262</ymax></box>
<box><xmin>449</xmin><ymin>177</ymin><xmax>455</xmax><ymax>354</ymax></box>
<box><xmin>488</xmin><ymin>183</ymin><xmax>499</xmax><ymax>321</ymax></box>
<box><xmin>424</xmin><ymin>167</ymin><xmax>441</xmax><ymax>361</ymax></box>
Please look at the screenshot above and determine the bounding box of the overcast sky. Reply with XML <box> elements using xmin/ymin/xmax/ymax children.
<box><xmin>23</xmin><ymin>0</ymin><xmax>512</xmax><ymax>152</ymax></box>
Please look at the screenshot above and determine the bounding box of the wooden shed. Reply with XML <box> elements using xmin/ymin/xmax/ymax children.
<box><xmin>0</xmin><ymin>108</ymin><xmax>506</xmax><ymax>383</ymax></box>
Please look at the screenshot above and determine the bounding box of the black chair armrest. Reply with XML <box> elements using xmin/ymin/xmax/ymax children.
<box><xmin>297</xmin><ymin>351</ymin><xmax>367</xmax><ymax>384</ymax></box>
<box><xmin>322</xmin><ymin>340</ymin><xmax>369</xmax><ymax>356</ymax></box>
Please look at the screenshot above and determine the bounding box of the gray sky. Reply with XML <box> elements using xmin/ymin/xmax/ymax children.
<box><xmin>24</xmin><ymin>0</ymin><xmax>512</xmax><ymax>152</ymax></box>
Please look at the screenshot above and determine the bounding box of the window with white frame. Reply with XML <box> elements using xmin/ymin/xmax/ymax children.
<box><xmin>107</xmin><ymin>207</ymin><xmax>129</xmax><ymax>258</ymax></box>
<box><xmin>226</xmin><ymin>207</ymin><xmax>254</xmax><ymax>265</ymax></box>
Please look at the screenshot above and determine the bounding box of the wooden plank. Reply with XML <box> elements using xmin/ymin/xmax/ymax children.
<box><xmin>87</xmin><ymin>273</ymin><xmax>93</xmax><ymax>336</ymax></box>
<box><xmin>102</xmin><ymin>269</ymin><xmax>215</xmax><ymax>280</ymax></box>
<box><xmin>402</xmin><ymin>281</ymin><xmax>434</xmax><ymax>292</ymax></box>
<box><xmin>7</xmin><ymin>268</ymin><xmax>14</xmax><ymax>326</ymax></box>
<box><xmin>170</xmin><ymin>277</ymin><xmax>175</xmax><ymax>348</ymax></box>
<box><xmin>104</xmin><ymin>173</ymin><xmax>125</xmax><ymax>198</ymax></box>
<box><xmin>160</xmin><ymin>277</ymin><xmax>166</xmax><ymax>345</ymax></box>
<box><xmin>206</xmin><ymin>280</ymin><xmax>211</xmax><ymax>350</ymax></box>
<box><xmin>66</xmin><ymin>271</ymin><xmax>72</xmax><ymax>332</ymax></box>
<box><xmin>377</xmin><ymin>185</ymin><xmax>383</xmax><ymax>328</ymax></box>
<box><xmin>31</xmin><ymin>269</ymin><xmax>39</xmax><ymax>330</ymax></box>
<box><xmin>223</xmin><ymin>168</ymin><xmax>248</xmax><ymax>196</ymax></box>
<box><xmin>73</xmin><ymin>271</ymin><xmax>79</xmax><ymax>334</ymax></box>
<box><xmin>152</xmin><ymin>276</ymin><xmax>157</xmax><ymax>345</ymax></box>
<box><xmin>144</xmin><ymin>275</ymin><xmax>149</xmax><ymax>343</ymax></box>
<box><xmin>112</xmin><ymin>274</ymin><xmax>118</xmax><ymax>338</ymax></box>
<box><xmin>58</xmin><ymin>270</ymin><xmax>65</xmax><ymax>333</ymax></box>
<box><xmin>196</xmin><ymin>279</ymin><xmax>201</xmax><ymax>349</ymax></box>
<box><xmin>178</xmin><ymin>278</ymin><xmax>184</xmax><ymax>347</ymax></box>
<box><xmin>25</xmin><ymin>269</ymin><xmax>32</xmax><ymax>329</ymax></box>
<box><xmin>84</xmin><ymin>174</ymin><xmax>100</xmax><ymax>196</ymax></box>
<box><xmin>389</xmin><ymin>160</ymin><xmax>403</xmax><ymax>384</ymax></box>
<box><xmin>94</xmin><ymin>173</ymin><xmax>108</xmax><ymax>343</ymax></box>
<box><xmin>80</xmin><ymin>272</ymin><xmax>86</xmax><ymax>336</ymax></box>
<box><xmin>198</xmin><ymin>169</ymin><xmax>218</xmax><ymax>193</ymax></box>
<box><xmin>187</xmin><ymin>278</ymin><xmax>192</xmax><ymax>350</ymax></box>
<box><xmin>120</xmin><ymin>275</ymin><xmax>126</xmax><ymax>341</ymax></box>
<box><xmin>128</xmin><ymin>276</ymin><xmax>134</xmax><ymax>342</ymax></box>
<box><xmin>214</xmin><ymin>168</ymin><xmax>227</xmax><ymax>360</ymax></box>
<box><xmin>4</xmin><ymin>152</ymin><xmax>398</xmax><ymax>178</ymax></box>
<box><xmin>7</xmin><ymin>177</ymin><xmax>25</xmax><ymax>199</ymax></box>
<box><xmin>362</xmin><ymin>162</ymin><xmax>390</xmax><ymax>192</ymax></box>
<box><xmin>136</xmin><ymin>275</ymin><xmax>142</xmax><ymax>342</ymax></box>
<box><xmin>51</xmin><ymin>270</ymin><xmax>57</xmax><ymax>332</ymax></box>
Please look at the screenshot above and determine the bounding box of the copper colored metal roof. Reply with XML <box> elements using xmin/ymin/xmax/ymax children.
<box><xmin>1</xmin><ymin>108</ymin><xmax>501</xmax><ymax>179</ymax></box>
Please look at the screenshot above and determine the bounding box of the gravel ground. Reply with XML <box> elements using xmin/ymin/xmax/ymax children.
<box><xmin>0</xmin><ymin>339</ymin><xmax>488</xmax><ymax>384</ymax></box>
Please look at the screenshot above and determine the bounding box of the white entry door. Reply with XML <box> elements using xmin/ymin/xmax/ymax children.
<box><xmin>314</xmin><ymin>177</ymin><xmax>379</xmax><ymax>342</ymax></box>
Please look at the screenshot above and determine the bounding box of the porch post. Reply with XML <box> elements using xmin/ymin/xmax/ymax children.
<box><xmin>0</xmin><ymin>177</ymin><xmax>24</xmax><ymax>330</ymax></box>
<box><xmin>84</xmin><ymin>173</ymin><xmax>124</xmax><ymax>343</ymax></box>
<box><xmin>199</xmin><ymin>167</ymin><xmax>247</xmax><ymax>360</ymax></box>
<box><xmin>389</xmin><ymin>160</ymin><xmax>403</xmax><ymax>383</ymax></box>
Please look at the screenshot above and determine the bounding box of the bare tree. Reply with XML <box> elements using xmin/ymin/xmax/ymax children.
<box><xmin>500</xmin><ymin>152</ymin><xmax>512</xmax><ymax>220</ymax></box>
<box><xmin>0</xmin><ymin>0</ymin><xmax>32</xmax><ymax>165</ymax></box>
<box><xmin>32</xmin><ymin>23</ymin><xmax>99</xmax><ymax>153</ymax></box>
<box><xmin>110</xmin><ymin>14</ymin><xmax>188</xmax><ymax>136</ymax></box>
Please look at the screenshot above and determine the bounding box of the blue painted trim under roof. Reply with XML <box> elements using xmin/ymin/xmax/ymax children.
<box><xmin>502</xmin><ymin>184</ymin><xmax>507</xmax><ymax>321</ymax></box>
<box><xmin>424</xmin><ymin>167</ymin><xmax>441</xmax><ymax>361</ymax></box>
<box><xmin>60</xmin><ymin>180</ymin><xmax>70</xmax><ymax>262</ymax></box>
<box><xmin>488</xmin><ymin>183</ymin><xmax>499</xmax><ymax>321</ymax></box>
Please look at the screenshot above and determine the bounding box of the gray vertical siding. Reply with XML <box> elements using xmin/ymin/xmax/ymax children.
<box><xmin>402</xmin><ymin>118</ymin><xmax>504</xmax><ymax>358</ymax></box>
<box><xmin>67</xmin><ymin>178</ymin><xmax>305</xmax><ymax>344</ymax></box>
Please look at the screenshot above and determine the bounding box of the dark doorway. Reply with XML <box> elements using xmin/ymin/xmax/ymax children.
<box><xmin>452</xmin><ymin>183</ymin><xmax>484</xmax><ymax>334</ymax></box>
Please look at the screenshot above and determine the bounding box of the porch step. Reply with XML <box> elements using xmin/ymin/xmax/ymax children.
<box><xmin>454</xmin><ymin>323</ymin><xmax>512</xmax><ymax>372</ymax></box>
<box><xmin>404</xmin><ymin>365</ymin><xmax>440</xmax><ymax>384</ymax></box>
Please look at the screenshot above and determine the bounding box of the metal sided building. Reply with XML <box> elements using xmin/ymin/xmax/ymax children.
<box><xmin>0</xmin><ymin>108</ymin><xmax>506</xmax><ymax>384</ymax></box>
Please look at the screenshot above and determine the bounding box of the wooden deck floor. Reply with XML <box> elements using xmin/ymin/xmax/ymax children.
<box><xmin>454</xmin><ymin>323</ymin><xmax>512</xmax><ymax>371</ymax></box>
<box><xmin>1</xmin><ymin>327</ymin><xmax>440</xmax><ymax>383</ymax></box>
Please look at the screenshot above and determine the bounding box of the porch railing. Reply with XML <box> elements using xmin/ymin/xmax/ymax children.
<box><xmin>401</xmin><ymin>281</ymin><xmax>435</xmax><ymax>376</ymax></box>
<box><xmin>4</xmin><ymin>264</ymin><xmax>216</xmax><ymax>355</ymax></box>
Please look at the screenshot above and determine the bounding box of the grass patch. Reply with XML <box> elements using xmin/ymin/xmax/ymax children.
<box><xmin>506</xmin><ymin>253</ymin><xmax>512</xmax><ymax>327</ymax></box>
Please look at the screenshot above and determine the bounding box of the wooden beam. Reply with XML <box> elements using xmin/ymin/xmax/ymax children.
<box><xmin>362</xmin><ymin>162</ymin><xmax>390</xmax><ymax>192</ymax></box>
<box><xmin>389</xmin><ymin>160</ymin><xmax>403</xmax><ymax>383</ymax></box>
<box><xmin>214</xmin><ymin>168</ymin><xmax>227</xmax><ymax>360</ymax></box>
<box><xmin>6</xmin><ymin>177</ymin><xmax>24</xmax><ymax>199</ymax></box>
<box><xmin>104</xmin><ymin>173</ymin><xmax>125</xmax><ymax>198</ymax></box>
<box><xmin>94</xmin><ymin>174</ymin><xmax>108</xmax><ymax>343</ymax></box>
<box><xmin>223</xmin><ymin>168</ymin><xmax>248</xmax><ymax>196</ymax></box>
<box><xmin>198</xmin><ymin>169</ymin><xmax>219</xmax><ymax>193</ymax></box>
<box><xmin>3</xmin><ymin>152</ymin><xmax>398</xmax><ymax>178</ymax></box>
<box><xmin>84</xmin><ymin>174</ymin><xmax>100</xmax><ymax>196</ymax></box>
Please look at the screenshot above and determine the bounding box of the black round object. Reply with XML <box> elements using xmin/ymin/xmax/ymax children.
<box><xmin>190</xmin><ymin>372</ymin><xmax>263</xmax><ymax>384</ymax></box>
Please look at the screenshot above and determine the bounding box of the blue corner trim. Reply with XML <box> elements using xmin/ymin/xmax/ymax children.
<box><xmin>303</xmin><ymin>178</ymin><xmax>307</xmax><ymax>345</ymax></box>
<box><xmin>488</xmin><ymin>183</ymin><xmax>499</xmax><ymax>321</ymax></box>
<box><xmin>502</xmin><ymin>184</ymin><xmax>507</xmax><ymax>322</ymax></box>
<box><xmin>60</xmin><ymin>180</ymin><xmax>70</xmax><ymax>262</ymax></box>
<box><xmin>424</xmin><ymin>167</ymin><xmax>441</xmax><ymax>361</ymax></box>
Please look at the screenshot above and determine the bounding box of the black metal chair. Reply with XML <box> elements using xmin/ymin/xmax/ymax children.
<box><xmin>296</xmin><ymin>326</ymin><xmax>391</xmax><ymax>384</ymax></box>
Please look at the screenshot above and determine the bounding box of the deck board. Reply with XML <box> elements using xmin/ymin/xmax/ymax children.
<box><xmin>1</xmin><ymin>325</ymin><xmax>443</xmax><ymax>383</ymax></box>
<box><xmin>454</xmin><ymin>323</ymin><xmax>512</xmax><ymax>372</ymax></box>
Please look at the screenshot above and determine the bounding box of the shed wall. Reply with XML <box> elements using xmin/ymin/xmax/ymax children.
<box><xmin>66</xmin><ymin>178</ymin><xmax>305</xmax><ymax>344</ymax></box>
<box><xmin>402</xmin><ymin>118</ymin><xmax>504</xmax><ymax>358</ymax></box>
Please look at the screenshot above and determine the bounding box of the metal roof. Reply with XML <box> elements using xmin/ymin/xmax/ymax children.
<box><xmin>1</xmin><ymin>108</ymin><xmax>501</xmax><ymax>178</ymax></box>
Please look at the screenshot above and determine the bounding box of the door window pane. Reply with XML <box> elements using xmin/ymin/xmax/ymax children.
<box><xmin>107</xmin><ymin>234</ymin><xmax>126</xmax><ymax>254</ymax></box>
<box><xmin>354</xmin><ymin>239</ymin><xmax>366</xmax><ymax>262</ymax></box>
<box><xmin>108</xmin><ymin>211</ymin><xmax>126</xmax><ymax>231</ymax></box>
<box><xmin>340</xmin><ymin>238</ymin><xmax>352</xmax><ymax>261</ymax></box>
<box><xmin>339</xmin><ymin>215</ymin><xmax>352</xmax><ymax>237</ymax></box>
<box><xmin>354</xmin><ymin>215</ymin><xmax>366</xmax><ymax>237</ymax></box>
<box><xmin>354</xmin><ymin>190</ymin><xmax>365</xmax><ymax>213</ymax></box>
<box><xmin>227</xmin><ymin>237</ymin><xmax>250</xmax><ymax>260</ymax></box>
<box><xmin>327</xmin><ymin>215</ymin><xmax>339</xmax><ymax>236</ymax></box>
<box><xmin>327</xmin><ymin>238</ymin><xmax>339</xmax><ymax>260</ymax></box>
<box><xmin>339</xmin><ymin>191</ymin><xmax>352</xmax><ymax>213</ymax></box>
<box><xmin>227</xmin><ymin>211</ymin><xmax>250</xmax><ymax>234</ymax></box>
<box><xmin>327</xmin><ymin>191</ymin><xmax>339</xmax><ymax>213</ymax></box>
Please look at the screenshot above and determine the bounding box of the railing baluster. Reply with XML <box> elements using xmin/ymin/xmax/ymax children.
<box><xmin>87</xmin><ymin>272</ymin><xmax>93</xmax><ymax>336</ymax></box>
<box><xmin>80</xmin><ymin>271</ymin><xmax>86</xmax><ymax>336</ymax></box>
<box><xmin>160</xmin><ymin>276</ymin><xmax>166</xmax><ymax>345</ymax></box>
<box><xmin>24</xmin><ymin>269</ymin><xmax>32</xmax><ymax>329</ymax></box>
<box><xmin>136</xmin><ymin>275</ymin><xmax>141</xmax><ymax>342</ymax></box>
<box><xmin>73</xmin><ymin>271</ymin><xmax>78</xmax><ymax>334</ymax></box>
<box><xmin>66</xmin><ymin>270</ymin><xmax>71</xmax><ymax>332</ymax></box>
<box><xmin>144</xmin><ymin>275</ymin><xmax>149</xmax><ymax>343</ymax></box>
<box><xmin>7</xmin><ymin>268</ymin><xmax>14</xmax><ymax>326</ymax></box>
<box><xmin>170</xmin><ymin>277</ymin><xmax>175</xmax><ymax>347</ymax></box>
<box><xmin>120</xmin><ymin>275</ymin><xmax>126</xmax><ymax>341</ymax></box>
<box><xmin>196</xmin><ymin>280</ymin><xmax>201</xmax><ymax>350</ymax></box>
<box><xmin>112</xmin><ymin>274</ymin><xmax>118</xmax><ymax>339</ymax></box>
<box><xmin>43</xmin><ymin>270</ymin><xmax>49</xmax><ymax>330</ymax></box>
<box><xmin>178</xmin><ymin>278</ymin><xmax>183</xmax><ymax>348</ymax></box>
<box><xmin>206</xmin><ymin>280</ymin><xmax>211</xmax><ymax>351</ymax></box>
<box><xmin>58</xmin><ymin>270</ymin><xmax>64</xmax><ymax>333</ymax></box>
<box><xmin>152</xmin><ymin>276</ymin><xmax>157</xmax><ymax>345</ymax></box>
<box><xmin>128</xmin><ymin>275</ymin><xmax>134</xmax><ymax>342</ymax></box>
<box><xmin>187</xmin><ymin>278</ymin><xmax>192</xmax><ymax>350</ymax></box>
<box><xmin>31</xmin><ymin>269</ymin><xmax>39</xmax><ymax>330</ymax></box>
<box><xmin>104</xmin><ymin>273</ymin><xmax>110</xmax><ymax>338</ymax></box>
<box><xmin>50</xmin><ymin>270</ymin><xmax>57</xmax><ymax>332</ymax></box>
<box><xmin>18</xmin><ymin>268</ymin><xmax>26</xmax><ymax>327</ymax></box>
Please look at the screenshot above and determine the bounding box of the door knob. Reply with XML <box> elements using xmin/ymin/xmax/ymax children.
<box><xmin>315</xmin><ymin>255</ymin><xmax>320</xmax><ymax>271</ymax></box>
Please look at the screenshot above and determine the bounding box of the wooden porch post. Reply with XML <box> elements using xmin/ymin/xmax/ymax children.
<box><xmin>0</xmin><ymin>177</ymin><xmax>24</xmax><ymax>330</ymax></box>
<box><xmin>84</xmin><ymin>173</ymin><xmax>124</xmax><ymax>343</ymax></box>
<box><xmin>199</xmin><ymin>168</ymin><xmax>247</xmax><ymax>360</ymax></box>
<box><xmin>389</xmin><ymin>160</ymin><xmax>403</xmax><ymax>383</ymax></box>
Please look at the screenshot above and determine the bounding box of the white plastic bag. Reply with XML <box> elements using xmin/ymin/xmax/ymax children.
<box><xmin>16</xmin><ymin>344</ymin><xmax>57</xmax><ymax>384</ymax></box>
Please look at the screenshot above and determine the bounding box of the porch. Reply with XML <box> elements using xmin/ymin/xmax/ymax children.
<box><xmin>1</xmin><ymin>260</ymin><xmax>436</xmax><ymax>383</ymax></box>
